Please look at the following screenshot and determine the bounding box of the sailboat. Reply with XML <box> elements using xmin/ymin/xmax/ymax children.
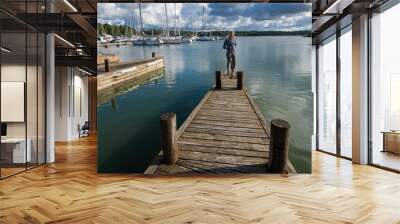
<box><xmin>197</xmin><ymin>5</ymin><xmax>215</xmax><ymax>41</ymax></box>
<box><xmin>181</xmin><ymin>37</ymin><xmax>192</xmax><ymax>43</ymax></box>
<box><xmin>144</xmin><ymin>37</ymin><xmax>163</xmax><ymax>45</ymax></box>
<box><xmin>144</xmin><ymin>27</ymin><xmax>163</xmax><ymax>45</ymax></box>
<box><xmin>133</xmin><ymin>3</ymin><xmax>145</xmax><ymax>45</ymax></box>
<box><xmin>163</xmin><ymin>3</ymin><xmax>181</xmax><ymax>44</ymax></box>
<box><xmin>181</xmin><ymin>13</ymin><xmax>194</xmax><ymax>43</ymax></box>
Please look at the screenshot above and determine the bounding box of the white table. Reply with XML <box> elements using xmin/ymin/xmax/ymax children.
<box><xmin>1</xmin><ymin>138</ymin><xmax>31</xmax><ymax>163</ymax></box>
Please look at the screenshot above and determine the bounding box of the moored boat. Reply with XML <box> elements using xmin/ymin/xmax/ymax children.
<box><xmin>144</xmin><ymin>37</ymin><xmax>163</xmax><ymax>45</ymax></box>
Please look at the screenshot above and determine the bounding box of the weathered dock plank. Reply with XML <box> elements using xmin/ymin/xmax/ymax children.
<box><xmin>97</xmin><ymin>56</ymin><xmax>165</xmax><ymax>93</ymax></box>
<box><xmin>144</xmin><ymin>73</ymin><xmax>292</xmax><ymax>175</ymax></box>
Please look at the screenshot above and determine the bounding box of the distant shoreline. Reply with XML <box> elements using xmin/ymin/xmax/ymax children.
<box><xmin>201</xmin><ymin>31</ymin><xmax>311</xmax><ymax>37</ymax></box>
<box><xmin>97</xmin><ymin>23</ymin><xmax>311</xmax><ymax>37</ymax></box>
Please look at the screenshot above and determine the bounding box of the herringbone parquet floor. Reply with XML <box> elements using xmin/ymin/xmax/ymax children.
<box><xmin>1</xmin><ymin>135</ymin><xmax>400</xmax><ymax>223</ymax></box>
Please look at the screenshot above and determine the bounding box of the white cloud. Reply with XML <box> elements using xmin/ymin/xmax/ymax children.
<box><xmin>97</xmin><ymin>3</ymin><xmax>311</xmax><ymax>32</ymax></box>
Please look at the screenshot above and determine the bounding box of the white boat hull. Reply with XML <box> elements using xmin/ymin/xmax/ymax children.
<box><xmin>133</xmin><ymin>40</ymin><xmax>144</xmax><ymax>45</ymax></box>
<box><xmin>144</xmin><ymin>39</ymin><xmax>163</xmax><ymax>45</ymax></box>
<box><xmin>164</xmin><ymin>39</ymin><xmax>181</xmax><ymax>44</ymax></box>
<box><xmin>181</xmin><ymin>39</ymin><xmax>192</xmax><ymax>43</ymax></box>
<box><xmin>197</xmin><ymin>36</ymin><xmax>215</xmax><ymax>41</ymax></box>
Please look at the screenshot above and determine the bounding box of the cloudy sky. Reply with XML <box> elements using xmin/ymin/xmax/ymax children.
<box><xmin>98</xmin><ymin>3</ymin><xmax>311</xmax><ymax>32</ymax></box>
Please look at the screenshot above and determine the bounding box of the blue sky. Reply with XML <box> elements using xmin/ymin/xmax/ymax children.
<box><xmin>98</xmin><ymin>3</ymin><xmax>311</xmax><ymax>31</ymax></box>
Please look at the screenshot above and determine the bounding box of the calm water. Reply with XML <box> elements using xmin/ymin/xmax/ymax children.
<box><xmin>98</xmin><ymin>36</ymin><xmax>312</xmax><ymax>173</ymax></box>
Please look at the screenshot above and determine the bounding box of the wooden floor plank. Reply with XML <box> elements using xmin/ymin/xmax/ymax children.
<box><xmin>178</xmin><ymin>150</ymin><xmax>268</xmax><ymax>166</ymax></box>
<box><xmin>177</xmin><ymin>160</ymin><xmax>267</xmax><ymax>173</ymax></box>
<box><xmin>191</xmin><ymin>119</ymin><xmax>264</xmax><ymax>129</ymax></box>
<box><xmin>1</xmin><ymin>135</ymin><xmax>400</xmax><ymax>223</ymax></box>
<box><xmin>194</xmin><ymin>115</ymin><xmax>260</xmax><ymax>124</ymax></box>
<box><xmin>197</xmin><ymin>111</ymin><xmax>259</xmax><ymax>119</ymax></box>
<box><xmin>201</xmin><ymin>105</ymin><xmax>254</xmax><ymax>113</ymax></box>
<box><xmin>178</xmin><ymin>137</ymin><xmax>268</xmax><ymax>151</ymax></box>
<box><xmin>199</xmin><ymin>108</ymin><xmax>259</xmax><ymax>117</ymax></box>
<box><xmin>205</xmin><ymin>101</ymin><xmax>252</xmax><ymax>107</ymax></box>
<box><xmin>188</xmin><ymin>123</ymin><xmax>267</xmax><ymax>134</ymax></box>
<box><xmin>181</xmin><ymin>132</ymin><xmax>269</xmax><ymax>145</ymax></box>
<box><xmin>207</xmin><ymin>97</ymin><xmax>249</xmax><ymax>103</ymax></box>
<box><xmin>185</xmin><ymin>127</ymin><xmax>268</xmax><ymax>138</ymax></box>
<box><xmin>178</xmin><ymin>143</ymin><xmax>269</xmax><ymax>158</ymax></box>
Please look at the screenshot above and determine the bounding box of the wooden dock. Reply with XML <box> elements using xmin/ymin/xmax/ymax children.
<box><xmin>146</xmin><ymin>71</ymin><xmax>295</xmax><ymax>174</ymax></box>
<box><xmin>97</xmin><ymin>54</ymin><xmax>165</xmax><ymax>94</ymax></box>
<box><xmin>97</xmin><ymin>54</ymin><xmax>120</xmax><ymax>65</ymax></box>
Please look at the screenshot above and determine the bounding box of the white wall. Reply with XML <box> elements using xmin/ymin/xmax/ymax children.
<box><xmin>55</xmin><ymin>66</ymin><xmax>70</xmax><ymax>141</ymax></box>
<box><xmin>311</xmin><ymin>45</ymin><xmax>317</xmax><ymax>150</ymax></box>
<box><xmin>55</xmin><ymin>67</ymin><xmax>89</xmax><ymax>141</ymax></box>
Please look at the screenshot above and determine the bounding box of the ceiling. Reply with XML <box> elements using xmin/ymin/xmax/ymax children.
<box><xmin>311</xmin><ymin>0</ymin><xmax>391</xmax><ymax>43</ymax></box>
<box><xmin>0</xmin><ymin>0</ymin><xmax>97</xmax><ymax>74</ymax></box>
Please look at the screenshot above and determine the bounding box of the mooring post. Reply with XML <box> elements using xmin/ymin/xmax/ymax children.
<box><xmin>237</xmin><ymin>71</ymin><xmax>244</xmax><ymax>90</ymax></box>
<box><xmin>215</xmin><ymin>70</ymin><xmax>222</xmax><ymax>89</ymax></box>
<box><xmin>160</xmin><ymin>112</ymin><xmax>178</xmax><ymax>164</ymax></box>
<box><xmin>269</xmin><ymin>119</ymin><xmax>290</xmax><ymax>173</ymax></box>
<box><xmin>104</xmin><ymin>59</ymin><xmax>110</xmax><ymax>72</ymax></box>
<box><xmin>152</xmin><ymin>52</ymin><xmax>156</xmax><ymax>58</ymax></box>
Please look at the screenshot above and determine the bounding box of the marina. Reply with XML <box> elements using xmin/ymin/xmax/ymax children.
<box><xmin>97</xmin><ymin>4</ymin><xmax>218</xmax><ymax>47</ymax></box>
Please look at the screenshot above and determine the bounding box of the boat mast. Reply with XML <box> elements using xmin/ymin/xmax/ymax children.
<box><xmin>174</xmin><ymin>3</ymin><xmax>177</xmax><ymax>37</ymax></box>
<box><xmin>138</xmin><ymin>3</ymin><xmax>144</xmax><ymax>37</ymax></box>
<box><xmin>202</xmin><ymin>5</ymin><xmax>205</xmax><ymax>34</ymax></box>
<box><xmin>164</xmin><ymin>3</ymin><xmax>169</xmax><ymax>37</ymax></box>
<box><xmin>129</xmin><ymin>4</ymin><xmax>134</xmax><ymax>37</ymax></box>
<box><xmin>178</xmin><ymin>15</ymin><xmax>181</xmax><ymax>36</ymax></box>
<box><xmin>191</xmin><ymin>13</ymin><xmax>194</xmax><ymax>36</ymax></box>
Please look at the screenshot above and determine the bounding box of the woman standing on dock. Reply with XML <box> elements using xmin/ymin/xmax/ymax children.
<box><xmin>223</xmin><ymin>31</ymin><xmax>237</xmax><ymax>77</ymax></box>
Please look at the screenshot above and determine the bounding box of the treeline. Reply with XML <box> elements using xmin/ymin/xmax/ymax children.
<box><xmin>206</xmin><ymin>30</ymin><xmax>311</xmax><ymax>37</ymax></box>
<box><xmin>98</xmin><ymin>23</ymin><xmax>166</xmax><ymax>36</ymax></box>
<box><xmin>98</xmin><ymin>23</ymin><xmax>137</xmax><ymax>36</ymax></box>
<box><xmin>97</xmin><ymin>23</ymin><xmax>311</xmax><ymax>37</ymax></box>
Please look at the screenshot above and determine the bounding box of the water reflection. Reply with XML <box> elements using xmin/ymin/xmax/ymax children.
<box><xmin>98</xmin><ymin>36</ymin><xmax>312</xmax><ymax>173</ymax></box>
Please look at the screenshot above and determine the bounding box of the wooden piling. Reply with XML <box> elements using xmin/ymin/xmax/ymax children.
<box><xmin>160</xmin><ymin>112</ymin><xmax>178</xmax><ymax>164</ymax></box>
<box><xmin>215</xmin><ymin>71</ymin><xmax>222</xmax><ymax>89</ymax></box>
<box><xmin>269</xmin><ymin>119</ymin><xmax>290</xmax><ymax>173</ymax></box>
<box><xmin>237</xmin><ymin>71</ymin><xmax>244</xmax><ymax>90</ymax></box>
<box><xmin>104</xmin><ymin>59</ymin><xmax>110</xmax><ymax>72</ymax></box>
<box><xmin>152</xmin><ymin>52</ymin><xmax>156</xmax><ymax>58</ymax></box>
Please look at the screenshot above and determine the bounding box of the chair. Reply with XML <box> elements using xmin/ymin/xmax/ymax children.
<box><xmin>78</xmin><ymin>121</ymin><xmax>90</xmax><ymax>138</ymax></box>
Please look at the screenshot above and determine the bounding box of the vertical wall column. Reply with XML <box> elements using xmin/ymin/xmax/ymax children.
<box><xmin>54</xmin><ymin>67</ymin><xmax>72</xmax><ymax>141</ymax></box>
<box><xmin>311</xmin><ymin>45</ymin><xmax>317</xmax><ymax>150</ymax></box>
<box><xmin>88</xmin><ymin>77</ymin><xmax>97</xmax><ymax>132</ymax></box>
<box><xmin>46</xmin><ymin>33</ymin><xmax>55</xmax><ymax>163</ymax></box>
<box><xmin>352</xmin><ymin>14</ymin><xmax>369</xmax><ymax>164</ymax></box>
